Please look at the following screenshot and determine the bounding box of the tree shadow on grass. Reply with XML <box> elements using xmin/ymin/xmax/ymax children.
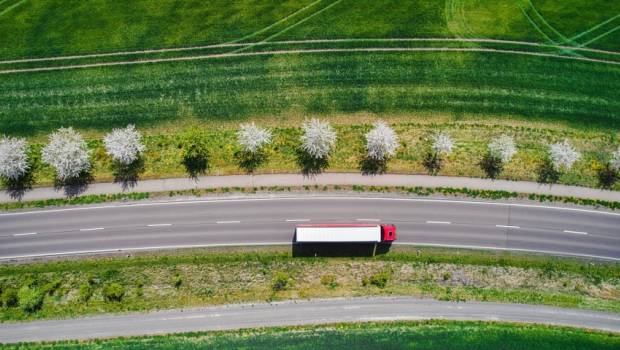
<box><xmin>183</xmin><ymin>155</ymin><xmax>209</xmax><ymax>180</ymax></box>
<box><xmin>296</xmin><ymin>149</ymin><xmax>329</xmax><ymax>177</ymax></box>
<box><xmin>235</xmin><ymin>150</ymin><xmax>267</xmax><ymax>174</ymax></box>
<box><xmin>54</xmin><ymin>171</ymin><xmax>93</xmax><ymax>198</ymax></box>
<box><xmin>2</xmin><ymin>170</ymin><xmax>35</xmax><ymax>201</ymax></box>
<box><xmin>360</xmin><ymin>157</ymin><xmax>388</xmax><ymax>175</ymax></box>
<box><xmin>113</xmin><ymin>157</ymin><xmax>145</xmax><ymax>191</ymax></box>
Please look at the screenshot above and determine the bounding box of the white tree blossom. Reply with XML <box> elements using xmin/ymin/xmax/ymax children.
<box><xmin>237</xmin><ymin>122</ymin><xmax>272</xmax><ymax>154</ymax></box>
<box><xmin>365</xmin><ymin>121</ymin><xmax>399</xmax><ymax>161</ymax></box>
<box><xmin>549</xmin><ymin>139</ymin><xmax>580</xmax><ymax>171</ymax></box>
<box><xmin>0</xmin><ymin>136</ymin><xmax>29</xmax><ymax>180</ymax></box>
<box><xmin>300</xmin><ymin>118</ymin><xmax>336</xmax><ymax>159</ymax></box>
<box><xmin>431</xmin><ymin>132</ymin><xmax>453</xmax><ymax>155</ymax></box>
<box><xmin>488</xmin><ymin>134</ymin><xmax>517</xmax><ymax>163</ymax></box>
<box><xmin>42</xmin><ymin>127</ymin><xmax>91</xmax><ymax>181</ymax></box>
<box><xmin>611</xmin><ymin>146</ymin><xmax>620</xmax><ymax>171</ymax></box>
<box><xmin>103</xmin><ymin>124</ymin><xmax>145</xmax><ymax>165</ymax></box>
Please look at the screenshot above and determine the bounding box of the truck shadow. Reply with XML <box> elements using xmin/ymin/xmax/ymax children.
<box><xmin>292</xmin><ymin>242</ymin><xmax>392</xmax><ymax>257</ymax></box>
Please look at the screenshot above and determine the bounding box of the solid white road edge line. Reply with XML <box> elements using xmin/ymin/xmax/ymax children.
<box><xmin>3</xmin><ymin>196</ymin><xmax>618</xmax><ymax>217</ymax></box>
<box><xmin>2</xmin><ymin>242</ymin><xmax>617</xmax><ymax>262</ymax></box>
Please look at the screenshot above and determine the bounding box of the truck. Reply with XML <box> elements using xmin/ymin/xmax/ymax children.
<box><xmin>294</xmin><ymin>224</ymin><xmax>397</xmax><ymax>243</ymax></box>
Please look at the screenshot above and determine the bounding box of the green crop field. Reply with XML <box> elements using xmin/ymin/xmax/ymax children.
<box><xmin>0</xmin><ymin>0</ymin><xmax>619</xmax><ymax>136</ymax></box>
<box><xmin>2</xmin><ymin>321</ymin><xmax>619</xmax><ymax>349</ymax></box>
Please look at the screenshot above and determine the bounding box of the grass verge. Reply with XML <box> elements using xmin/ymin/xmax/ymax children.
<box><xmin>2</xmin><ymin>185</ymin><xmax>618</xmax><ymax>211</ymax></box>
<box><xmin>2</xmin><ymin>320</ymin><xmax>620</xmax><ymax>349</ymax></box>
<box><xmin>0</xmin><ymin>247</ymin><xmax>618</xmax><ymax>322</ymax></box>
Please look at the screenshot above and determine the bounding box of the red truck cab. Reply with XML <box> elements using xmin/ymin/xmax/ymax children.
<box><xmin>381</xmin><ymin>224</ymin><xmax>397</xmax><ymax>242</ymax></box>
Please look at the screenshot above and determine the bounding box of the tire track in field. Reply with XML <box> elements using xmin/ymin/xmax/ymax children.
<box><xmin>2</xmin><ymin>46</ymin><xmax>619</xmax><ymax>75</ymax></box>
<box><xmin>0</xmin><ymin>0</ymin><xmax>26</xmax><ymax>18</ymax></box>
<box><xmin>1</xmin><ymin>37</ymin><xmax>619</xmax><ymax>65</ymax></box>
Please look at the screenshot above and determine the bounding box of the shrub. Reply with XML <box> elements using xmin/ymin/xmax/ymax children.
<box><xmin>595</xmin><ymin>163</ymin><xmax>619</xmax><ymax>189</ymax></box>
<box><xmin>42</xmin><ymin>278</ymin><xmax>62</xmax><ymax>296</ymax></box>
<box><xmin>488</xmin><ymin>135</ymin><xmax>517</xmax><ymax>163</ymax></box>
<box><xmin>181</xmin><ymin>128</ymin><xmax>209</xmax><ymax>177</ymax></box>
<box><xmin>103</xmin><ymin>283</ymin><xmax>125</xmax><ymax>302</ymax></box>
<box><xmin>18</xmin><ymin>286</ymin><xmax>44</xmax><ymax>313</ymax></box>
<box><xmin>320</xmin><ymin>274</ymin><xmax>339</xmax><ymax>289</ymax></box>
<box><xmin>364</xmin><ymin>271</ymin><xmax>391</xmax><ymax>288</ymax></box>
<box><xmin>549</xmin><ymin>139</ymin><xmax>580</xmax><ymax>171</ymax></box>
<box><xmin>78</xmin><ymin>283</ymin><xmax>92</xmax><ymax>302</ymax></box>
<box><xmin>271</xmin><ymin>272</ymin><xmax>291</xmax><ymax>291</ymax></box>
<box><xmin>1</xmin><ymin>287</ymin><xmax>18</xmax><ymax>307</ymax></box>
<box><xmin>431</xmin><ymin>132</ymin><xmax>453</xmax><ymax>155</ymax></box>
<box><xmin>443</xmin><ymin>272</ymin><xmax>452</xmax><ymax>281</ymax></box>
<box><xmin>537</xmin><ymin>158</ymin><xmax>561</xmax><ymax>184</ymax></box>
<box><xmin>172</xmin><ymin>273</ymin><xmax>183</xmax><ymax>289</ymax></box>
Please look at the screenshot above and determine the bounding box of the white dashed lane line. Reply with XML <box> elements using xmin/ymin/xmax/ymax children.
<box><xmin>147</xmin><ymin>224</ymin><xmax>173</xmax><ymax>227</ymax></box>
<box><xmin>216</xmin><ymin>221</ymin><xmax>241</xmax><ymax>224</ymax></box>
<box><xmin>286</xmin><ymin>219</ymin><xmax>310</xmax><ymax>222</ymax></box>
<box><xmin>496</xmin><ymin>225</ymin><xmax>520</xmax><ymax>229</ymax></box>
<box><xmin>13</xmin><ymin>232</ymin><xmax>37</xmax><ymax>236</ymax></box>
<box><xmin>563</xmin><ymin>230</ymin><xmax>588</xmax><ymax>235</ymax></box>
<box><xmin>356</xmin><ymin>218</ymin><xmax>380</xmax><ymax>222</ymax></box>
<box><xmin>79</xmin><ymin>228</ymin><xmax>104</xmax><ymax>231</ymax></box>
<box><xmin>426</xmin><ymin>221</ymin><xmax>451</xmax><ymax>225</ymax></box>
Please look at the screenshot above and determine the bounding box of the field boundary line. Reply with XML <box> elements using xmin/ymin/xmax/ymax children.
<box><xmin>1</xmin><ymin>37</ymin><xmax>619</xmax><ymax>65</ymax></box>
<box><xmin>525</xmin><ymin>0</ymin><xmax>573</xmax><ymax>45</ymax></box>
<box><xmin>227</xmin><ymin>0</ymin><xmax>324</xmax><ymax>44</ymax></box>
<box><xmin>2</xmin><ymin>46</ymin><xmax>620</xmax><ymax>75</ymax></box>
<box><xmin>521</xmin><ymin>7</ymin><xmax>558</xmax><ymax>45</ymax></box>
<box><xmin>0</xmin><ymin>0</ymin><xmax>25</xmax><ymax>18</ymax></box>
<box><xmin>569</xmin><ymin>13</ymin><xmax>620</xmax><ymax>41</ymax></box>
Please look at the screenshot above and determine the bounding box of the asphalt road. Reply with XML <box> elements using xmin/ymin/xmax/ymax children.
<box><xmin>1</xmin><ymin>196</ymin><xmax>619</xmax><ymax>260</ymax></box>
<box><xmin>1</xmin><ymin>297</ymin><xmax>619</xmax><ymax>343</ymax></box>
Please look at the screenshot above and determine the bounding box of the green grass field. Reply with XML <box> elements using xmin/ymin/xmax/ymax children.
<box><xmin>2</xmin><ymin>321</ymin><xmax>619</xmax><ymax>349</ymax></box>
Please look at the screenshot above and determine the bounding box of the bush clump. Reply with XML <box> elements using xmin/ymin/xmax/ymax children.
<box><xmin>271</xmin><ymin>272</ymin><xmax>291</xmax><ymax>291</ymax></box>
<box><xmin>172</xmin><ymin>273</ymin><xmax>183</xmax><ymax>289</ymax></box>
<box><xmin>18</xmin><ymin>286</ymin><xmax>44</xmax><ymax>313</ymax></box>
<box><xmin>78</xmin><ymin>283</ymin><xmax>92</xmax><ymax>302</ymax></box>
<box><xmin>320</xmin><ymin>274</ymin><xmax>339</xmax><ymax>289</ymax></box>
<box><xmin>103</xmin><ymin>283</ymin><xmax>125</xmax><ymax>302</ymax></box>
<box><xmin>1</xmin><ymin>287</ymin><xmax>18</xmax><ymax>308</ymax></box>
<box><xmin>363</xmin><ymin>271</ymin><xmax>391</xmax><ymax>288</ymax></box>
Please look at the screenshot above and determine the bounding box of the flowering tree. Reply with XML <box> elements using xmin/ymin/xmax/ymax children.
<box><xmin>300</xmin><ymin>118</ymin><xmax>336</xmax><ymax>159</ymax></box>
<box><xmin>0</xmin><ymin>136</ymin><xmax>29</xmax><ymax>181</ymax></box>
<box><xmin>42</xmin><ymin>127</ymin><xmax>91</xmax><ymax>181</ymax></box>
<box><xmin>611</xmin><ymin>146</ymin><xmax>620</xmax><ymax>171</ymax></box>
<box><xmin>549</xmin><ymin>139</ymin><xmax>580</xmax><ymax>171</ymax></box>
<box><xmin>488</xmin><ymin>134</ymin><xmax>517</xmax><ymax>163</ymax></box>
<box><xmin>431</xmin><ymin>132</ymin><xmax>453</xmax><ymax>155</ymax></box>
<box><xmin>237</xmin><ymin>123</ymin><xmax>272</xmax><ymax>154</ymax></box>
<box><xmin>365</xmin><ymin>121</ymin><xmax>399</xmax><ymax>161</ymax></box>
<box><xmin>423</xmin><ymin>132</ymin><xmax>454</xmax><ymax>175</ymax></box>
<box><xmin>104</xmin><ymin>124</ymin><xmax>145</xmax><ymax>165</ymax></box>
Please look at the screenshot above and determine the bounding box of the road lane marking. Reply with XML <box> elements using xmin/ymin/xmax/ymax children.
<box><xmin>217</xmin><ymin>220</ymin><xmax>241</xmax><ymax>224</ymax></box>
<box><xmin>286</xmin><ymin>219</ymin><xmax>310</xmax><ymax>222</ymax></box>
<box><xmin>356</xmin><ymin>218</ymin><xmax>380</xmax><ymax>221</ymax></box>
<box><xmin>79</xmin><ymin>228</ymin><xmax>104</xmax><ymax>231</ymax></box>
<box><xmin>426</xmin><ymin>221</ymin><xmax>451</xmax><ymax>224</ymax></box>
<box><xmin>147</xmin><ymin>224</ymin><xmax>172</xmax><ymax>227</ymax></box>
<box><xmin>496</xmin><ymin>225</ymin><xmax>520</xmax><ymax>229</ymax></box>
<box><xmin>563</xmin><ymin>230</ymin><xmax>588</xmax><ymax>235</ymax></box>
<box><xmin>13</xmin><ymin>232</ymin><xmax>37</xmax><ymax>236</ymax></box>
<box><xmin>3</xmin><ymin>196</ymin><xmax>619</xmax><ymax>216</ymax></box>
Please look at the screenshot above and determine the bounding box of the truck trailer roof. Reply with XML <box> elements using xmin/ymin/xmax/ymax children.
<box><xmin>295</xmin><ymin>224</ymin><xmax>382</xmax><ymax>243</ymax></box>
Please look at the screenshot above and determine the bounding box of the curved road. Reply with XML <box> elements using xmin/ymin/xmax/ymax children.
<box><xmin>1</xmin><ymin>297</ymin><xmax>619</xmax><ymax>343</ymax></box>
<box><xmin>1</xmin><ymin>196</ymin><xmax>619</xmax><ymax>260</ymax></box>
